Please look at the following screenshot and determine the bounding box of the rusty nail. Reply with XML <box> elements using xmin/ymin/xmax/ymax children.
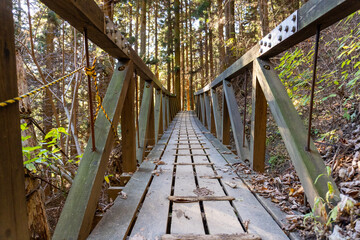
<box><xmin>268</xmin><ymin>34</ymin><xmax>272</xmax><ymax>39</ymax></box>
<box><xmin>118</xmin><ymin>66</ymin><xmax>125</xmax><ymax>71</ymax></box>
<box><xmin>292</xmin><ymin>15</ymin><xmax>296</xmax><ymax>22</ymax></box>
<box><xmin>292</xmin><ymin>26</ymin><xmax>296</xmax><ymax>32</ymax></box>
<box><xmin>279</xmin><ymin>25</ymin><xmax>282</xmax><ymax>31</ymax></box>
<box><xmin>227</xmin><ymin>83</ymin><xmax>231</xmax><ymax>87</ymax></box>
<box><xmin>278</xmin><ymin>36</ymin><xmax>282</xmax><ymax>41</ymax></box>
<box><xmin>264</xmin><ymin>65</ymin><xmax>270</xmax><ymax>70</ymax></box>
<box><xmin>285</xmin><ymin>26</ymin><xmax>289</xmax><ymax>32</ymax></box>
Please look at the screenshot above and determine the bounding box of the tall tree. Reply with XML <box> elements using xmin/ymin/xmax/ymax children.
<box><xmin>225</xmin><ymin>0</ymin><xmax>236</xmax><ymax>67</ymax></box>
<box><xmin>259</xmin><ymin>0</ymin><xmax>269</xmax><ymax>36</ymax></box>
<box><xmin>217</xmin><ymin>0</ymin><xmax>226</xmax><ymax>72</ymax></box>
<box><xmin>174</xmin><ymin>0</ymin><xmax>181</xmax><ymax>108</ymax></box>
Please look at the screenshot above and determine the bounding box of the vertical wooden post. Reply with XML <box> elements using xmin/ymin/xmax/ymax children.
<box><xmin>136</xmin><ymin>81</ymin><xmax>153</xmax><ymax>162</ymax></box>
<box><xmin>154</xmin><ymin>90</ymin><xmax>163</xmax><ymax>143</ymax></box>
<box><xmin>222</xmin><ymin>88</ymin><xmax>230</xmax><ymax>145</ymax></box>
<box><xmin>162</xmin><ymin>94</ymin><xmax>168</xmax><ymax>131</ymax></box>
<box><xmin>223</xmin><ymin>79</ymin><xmax>250</xmax><ymax>161</ymax></box>
<box><xmin>121</xmin><ymin>70</ymin><xmax>137</xmax><ymax>172</ymax></box>
<box><xmin>250</xmin><ymin>75</ymin><xmax>267</xmax><ymax>172</ymax></box>
<box><xmin>0</xmin><ymin>1</ymin><xmax>30</xmax><ymax>238</ymax></box>
<box><xmin>147</xmin><ymin>90</ymin><xmax>155</xmax><ymax>146</ymax></box>
<box><xmin>166</xmin><ymin>96</ymin><xmax>170</xmax><ymax>126</ymax></box>
<box><xmin>211</xmin><ymin>89</ymin><xmax>222</xmax><ymax>139</ymax></box>
<box><xmin>204</xmin><ymin>92</ymin><xmax>212</xmax><ymax>131</ymax></box>
<box><xmin>200</xmin><ymin>94</ymin><xmax>206</xmax><ymax>127</ymax></box>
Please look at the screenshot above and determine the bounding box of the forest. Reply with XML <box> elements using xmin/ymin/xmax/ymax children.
<box><xmin>3</xmin><ymin>0</ymin><xmax>360</xmax><ymax>239</ymax></box>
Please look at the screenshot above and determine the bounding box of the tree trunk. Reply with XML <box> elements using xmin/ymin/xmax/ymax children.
<box><xmin>225</xmin><ymin>0</ymin><xmax>236</xmax><ymax>67</ymax></box>
<box><xmin>174</xmin><ymin>0</ymin><xmax>181</xmax><ymax>109</ymax></box>
<box><xmin>217</xmin><ymin>0</ymin><xmax>226</xmax><ymax>72</ymax></box>
<box><xmin>167</xmin><ymin>1</ymin><xmax>172</xmax><ymax>92</ymax></box>
<box><xmin>204</xmin><ymin>20</ymin><xmax>209</xmax><ymax>84</ymax></box>
<box><xmin>259</xmin><ymin>0</ymin><xmax>269</xmax><ymax>37</ymax></box>
<box><xmin>199</xmin><ymin>33</ymin><xmax>204</xmax><ymax>88</ymax></box>
<box><xmin>185</xmin><ymin>0</ymin><xmax>190</xmax><ymax>111</ymax></box>
<box><xmin>43</xmin><ymin>10</ymin><xmax>56</xmax><ymax>135</ymax></box>
<box><xmin>154</xmin><ymin>0</ymin><xmax>159</xmax><ymax>79</ymax></box>
<box><xmin>189</xmin><ymin>2</ymin><xmax>194</xmax><ymax>110</ymax></box>
<box><xmin>139</xmin><ymin>0</ymin><xmax>147</xmax><ymax>103</ymax></box>
<box><xmin>16</xmin><ymin>49</ymin><xmax>51</xmax><ymax>240</ymax></box>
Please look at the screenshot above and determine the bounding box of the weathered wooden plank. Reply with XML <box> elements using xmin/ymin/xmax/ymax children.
<box><xmin>192</xmin><ymin>151</ymin><xmax>244</xmax><ymax>235</ymax></box>
<box><xmin>53</xmin><ymin>60</ymin><xmax>133</xmax><ymax>240</ymax></box>
<box><xmin>155</xmin><ymin>90</ymin><xmax>163</xmax><ymax>143</ymax></box>
<box><xmin>128</xmin><ymin>120</ymin><xmax>179</xmax><ymax>239</ymax></box>
<box><xmin>172</xmin><ymin>142</ymin><xmax>204</xmax><ymax>235</ymax></box>
<box><xmin>249</xmin><ymin>76</ymin><xmax>267</xmax><ymax>172</ymax></box>
<box><xmin>0</xmin><ymin>2</ymin><xmax>29</xmax><ymax>238</ymax></box>
<box><xmin>121</xmin><ymin>64</ymin><xmax>137</xmax><ymax>172</ymax></box>
<box><xmin>162</xmin><ymin>233</ymin><xmax>261</xmax><ymax>240</ymax></box>
<box><xmin>211</xmin><ymin>89</ymin><xmax>222</xmax><ymax>140</ymax></box>
<box><xmin>191</xmin><ymin>115</ymin><xmax>290</xmax><ymax>240</ymax></box>
<box><xmin>204</xmin><ymin>93</ymin><xmax>212</xmax><ymax>132</ymax></box>
<box><xmin>222</xmin><ymin>90</ymin><xmax>230</xmax><ymax>145</ymax></box>
<box><xmin>169</xmin><ymin>196</ymin><xmax>235</xmax><ymax>203</ymax></box>
<box><xmin>89</xmin><ymin>119</ymin><xmax>176</xmax><ymax>240</ymax></box>
<box><xmin>223</xmin><ymin>80</ymin><xmax>250</xmax><ymax>161</ymax></box>
<box><xmin>136</xmin><ymin>81</ymin><xmax>154</xmax><ymax>162</ymax></box>
<box><xmin>253</xmin><ymin>58</ymin><xmax>340</xmax><ymax>210</ymax></box>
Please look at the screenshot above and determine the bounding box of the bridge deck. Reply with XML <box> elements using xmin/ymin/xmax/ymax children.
<box><xmin>89</xmin><ymin>112</ymin><xmax>289</xmax><ymax>240</ymax></box>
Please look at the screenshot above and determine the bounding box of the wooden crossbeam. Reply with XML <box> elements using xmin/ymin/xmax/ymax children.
<box><xmin>223</xmin><ymin>80</ymin><xmax>250</xmax><ymax>162</ymax></box>
<box><xmin>168</xmin><ymin>196</ymin><xmax>235</xmax><ymax>203</ymax></box>
<box><xmin>162</xmin><ymin>234</ymin><xmax>261</xmax><ymax>240</ymax></box>
<box><xmin>53</xmin><ymin>61</ymin><xmax>133</xmax><ymax>240</ymax></box>
<box><xmin>174</xmin><ymin>154</ymin><xmax>209</xmax><ymax>156</ymax></box>
<box><xmin>173</xmin><ymin>163</ymin><xmax>214</xmax><ymax>166</ymax></box>
<box><xmin>136</xmin><ymin>81</ymin><xmax>154</xmax><ymax>162</ymax></box>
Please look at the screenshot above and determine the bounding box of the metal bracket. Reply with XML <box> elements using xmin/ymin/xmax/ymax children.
<box><xmin>105</xmin><ymin>16</ymin><xmax>130</xmax><ymax>55</ymax></box>
<box><xmin>259</xmin><ymin>10</ymin><xmax>298</xmax><ymax>54</ymax></box>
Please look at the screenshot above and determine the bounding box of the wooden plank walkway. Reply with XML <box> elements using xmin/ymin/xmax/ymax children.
<box><xmin>89</xmin><ymin>112</ymin><xmax>289</xmax><ymax>240</ymax></box>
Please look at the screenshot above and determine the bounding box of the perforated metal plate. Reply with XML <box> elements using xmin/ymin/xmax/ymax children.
<box><xmin>259</xmin><ymin>10</ymin><xmax>298</xmax><ymax>54</ymax></box>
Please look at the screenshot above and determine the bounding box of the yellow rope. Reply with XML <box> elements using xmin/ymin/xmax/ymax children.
<box><xmin>0</xmin><ymin>67</ymin><xmax>83</xmax><ymax>108</ymax></box>
<box><xmin>85</xmin><ymin>58</ymin><xmax>120</xmax><ymax>144</ymax></box>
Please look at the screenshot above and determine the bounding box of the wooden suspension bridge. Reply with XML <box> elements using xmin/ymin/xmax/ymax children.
<box><xmin>1</xmin><ymin>0</ymin><xmax>360</xmax><ymax>239</ymax></box>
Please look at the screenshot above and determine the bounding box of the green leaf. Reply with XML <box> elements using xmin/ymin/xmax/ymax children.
<box><xmin>326</xmin><ymin>166</ymin><xmax>332</xmax><ymax>177</ymax></box>
<box><xmin>314</xmin><ymin>174</ymin><xmax>324</xmax><ymax>185</ymax></box>
<box><xmin>321</xmin><ymin>93</ymin><xmax>337</xmax><ymax>101</ymax></box>
<box><xmin>327</xmin><ymin>206</ymin><xmax>338</xmax><ymax>226</ymax></box>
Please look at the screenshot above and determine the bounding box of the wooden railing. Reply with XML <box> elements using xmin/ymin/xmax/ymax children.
<box><xmin>38</xmin><ymin>2</ymin><xmax>181</xmax><ymax>240</ymax></box>
<box><xmin>0</xmin><ymin>0</ymin><xmax>178</xmax><ymax>239</ymax></box>
<box><xmin>195</xmin><ymin>0</ymin><xmax>360</xmax><ymax>218</ymax></box>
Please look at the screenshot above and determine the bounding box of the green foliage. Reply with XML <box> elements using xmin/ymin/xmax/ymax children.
<box><xmin>268</xmin><ymin>155</ymin><xmax>285</xmax><ymax>169</ymax></box>
<box><xmin>20</xmin><ymin>123</ymin><xmax>78</xmax><ymax>173</ymax></box>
